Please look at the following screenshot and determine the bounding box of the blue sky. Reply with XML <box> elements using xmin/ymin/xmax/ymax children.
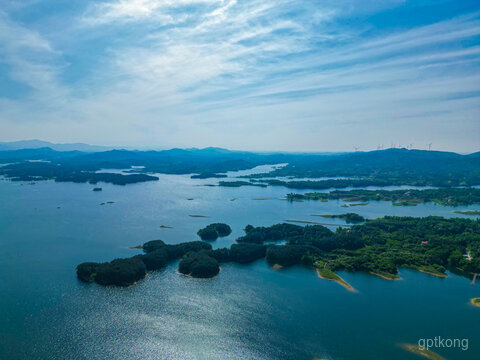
<box><xmin>0</xmin><ymin>0</ymin><xmax>479</xmax><ymax>152</ymax></box>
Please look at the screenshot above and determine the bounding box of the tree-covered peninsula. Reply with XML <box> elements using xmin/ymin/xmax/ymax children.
<box><xmin>286</xmin><ymin>188</ymin><xmax>480</xmax><ymax>206</ymax></box>
<box><xmin>239</xmin><ymin>216</ymin><xmax>480</xmax><ymax>280</ymax></box>
<box><xmin>77</xmin><ymin>216</ymin><xmax>480</xmax><ymax>287</ymax></box>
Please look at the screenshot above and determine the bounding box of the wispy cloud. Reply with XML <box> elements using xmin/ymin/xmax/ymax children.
<box><xmin>0</xmin><ymin>10</ymin><xmax>67</xmax><ymax>99</ymax></box>
<box><xmin>0</xmin><ymin>0</ymin><xmax>478</xmax><ymax>151</ymax></box>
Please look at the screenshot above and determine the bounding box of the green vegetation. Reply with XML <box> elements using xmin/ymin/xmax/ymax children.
<box><xmin>286</xmin><ymin>188</ymin><xmax>480</xmax><ymax>206</ymax></box>
<box><xmin>178</xmin><ymin>251</ymin><xmax>220</xmax><ymax>278</ymax></box>
<box><xmin>229</xmin><ymin>243</ymin><xmax>267</xmax><ymax>263</ymax></box>
<box><xmin>191</xmin><ymin>172</ymin><xmax>227</xmax><ymax>179</ymax></box>
<box><xmin>0</xmin><ymin>161</ymin><xmax>159</xmax><ymax>185</ymax></box>
<box><xmin>3</xmin><ymin>148</ymin><xmax>479</xmax><ymax>188</ymax></box>
<box><xmin>76</xmin><ymin>262</ymin><xmax>101</xmax><ymax>282</ymax></box>
<box><xmin>94</xmin><ymin>257</ymin><xmax>147</xmax><ymax>286</ymax></box>
<box><xmin>401</xmin><ymin>344</ymin><xmax>446</xmax><ymax>360</ymax></box>
<box><xmin>246</xmin><ymin>148</ymin><xmax>480</xmax><ymax>188</ymax></box>
<box><xmin>141</xmin><ymin>248</ymin><xmax>169</xmax><ymax>271</ymax></box>
<box><xmin>218</xmin><ymin>181</ymin><xmax>267</xmax><ymax>187</ymax></box>
<box><xmin>197</xmin><ymin>223</ymin><xmax>232</xmax><ymax>240</ymax></box>
<box><xmin>78</xmin><ymin>216</ymin><xmax>480</xmax><ymax>287</ymax></box>
<box><xmin>77</xmin><ymin>240</ymin><xmax>212</xmax><ymax>285</ymax></box>
<box><xmin>236</xmin><ymin>223</ymin><xmax>305</xmax><ymax>244</ymax></box>
<box><xmin>259</xmin><ymin>178</ymin><xmax>395</xmax><ymax>189</ymax></box>
<box><xmin>266</xmin><ymin>245</ymin><xmax>317</xmax><ymax>267</ymax></box>
<box><xmin>236</xmin><ymin>216</ymin><xmax>480</xmax><ymax>280</ymax></box>
<box><xmin>77</xmin><ymin>257</ymin><xmax>147</xmax><ymax>286</ymax></box>
<box><xmin>471</xmin><ymin>298</ymin><xmax>480</xmax><ymax>307</ymax></box>
<box><xmin>283</xmin><ymin>220</ymin><xmax>320</xmax><ymax>224</ymax></box>
<box><xmin>454</xmin><ymin>210</ymin><xmax>480</xmax><ymax>215</ymax></box>
<box><xmin>314</xmin><ymin>261</ymin><xmax>355</xmax><ymax>291</ymax></box>
<box><xmin>313</xmin><ymin>213</ymin><xmax>365</xmax><ymax>223</ymax></box>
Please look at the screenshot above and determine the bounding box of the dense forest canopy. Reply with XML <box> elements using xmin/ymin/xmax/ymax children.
<box><xmin>77</xmin><ymin>216</ymin><xmax>480</xmax><ymax>286</ymax></box>
<box><xmin>197</xmin><ymin>223</ymin><xmax>232</xmax><ymax>241</ymax></box>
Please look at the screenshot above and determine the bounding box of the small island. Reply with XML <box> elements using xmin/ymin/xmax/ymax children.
<box><xmin>471</xmin><ymin>297</ymin><xmax>480</xmax><ymax>307</ymax></box>
<box><xmin>92</xmin><ymin>187</ymin><xmax>102</xmax><ymax>191</ymax></box>
<box><xmin>217</xmin><ymin>181</ymin><xmax>267</xmax><ymax>188</ymax></box>
<box><xmin>197</xmin><ymin>223</ymin><xmax>232</xmax><ymax>240</ymax></box>
<box><xmin>311</xmin><ymin>213</ymin><xmax>365</xmax><ymax>223</ymax></box>
<box><xmin>454</xmin><ymin>210</ymin><xmax>480</xmax><ymax>215</ymax></box>
<box><xmin>191</xmin><ymin>172</ymin><xmax>227</xmax><ymax>179</ymax></box>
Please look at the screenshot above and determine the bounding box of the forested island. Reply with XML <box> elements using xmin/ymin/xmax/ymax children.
<box><xmin>191</xmin><ymin>172</ymin><xmax>227</xmax><ymax>179</ymax></box>
<box><xmin>197</xmin><ymin>223</ymin><xmax>232</xmax><ymax>240</ymax></box>
<box><xmin>77</xmin><ymin>216</ymin><xmax>480</xmax><ymax>287</ymax></box>
<box><xmin>455</xmin><ymin>210</ymin><xmax>480</xmax><ymax>215</ymax></box>
<box><xmin>286</xmin><ymin>188</ymin><xmax>480</xmax><ymax>206</ymax></box>
<box><xmin>312</xmin><ymin>213</ymin><xmax>365</xmax><ymax>223</ymax></box>
<box><xmin>217</xmin><ymin>181</ymin><xmax>267</xmax><ymax>187</ymax></box>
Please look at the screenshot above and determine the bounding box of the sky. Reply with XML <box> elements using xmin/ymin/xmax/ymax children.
<box><xmin>0</xmin><ymin>0</ymin><xmax>479</xmax><ymax>152</ymax></box>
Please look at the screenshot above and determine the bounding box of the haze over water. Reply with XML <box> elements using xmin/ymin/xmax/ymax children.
<box><xmin>1</xmin><ymin>166</ymin><xmax>479</xmax><ymax>360</ymax></box>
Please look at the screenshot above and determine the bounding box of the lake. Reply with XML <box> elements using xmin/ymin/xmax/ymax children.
<box><xmin>1</xmin><ymin>168</ymin><xmax>479</xmax><ymax>360</ymax></box>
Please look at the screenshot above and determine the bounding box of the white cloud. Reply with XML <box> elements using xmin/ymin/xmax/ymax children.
<box><xmin>0</xmin><ymin>11</ymin><xmax>67</xmax><ymax>97</ymax></box>
<box><xmin>82</xmin><ymin>0</ymin><xmax>216</xmax><ymax>25</ymax></box>
<box><xmin>0</xmin><ymin>1</ymin><xmax>478</xmax><ymax>152</ymax></box>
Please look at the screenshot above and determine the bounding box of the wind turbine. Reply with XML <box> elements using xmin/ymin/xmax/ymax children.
<box><xmin>428</xmin><ymin>143</ymin><xmax>432</xmax><ymax>151</ymax></box>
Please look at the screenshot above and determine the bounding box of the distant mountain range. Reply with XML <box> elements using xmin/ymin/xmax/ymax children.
<box><xmin>0</xmin><ymin>145</ymin><xmax>478</xmax><ymax>187</ymax></box>
<box><xmin>0</xmin><ymin>140</ymin><xmax>113</xmax><ymax>152</ymax></box>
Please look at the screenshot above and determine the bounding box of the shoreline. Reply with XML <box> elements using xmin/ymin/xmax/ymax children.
<box><xmin>316</xmin><ymin>269</ymin><xmax>357</xmax><ymax>292</ymax></box>
<box><xmin>400</xmin><ymin>343</ymin><xmax>446</xmax><ymax>360</ymax></box>
<box><xmin>369</xmin><ymin>272</ymin><xmax>401</xmax><ymax>280</ymax></box>
<box><xmin>418</xmin><ymin>269</ymin><xmax>449</xmax><ymax>278</ymax></box>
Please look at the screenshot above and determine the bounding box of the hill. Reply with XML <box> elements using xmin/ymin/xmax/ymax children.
<box><xmin>0</xmin><ymin>147</ymin><xmax>478</xmax><ymax>187</ymax></box>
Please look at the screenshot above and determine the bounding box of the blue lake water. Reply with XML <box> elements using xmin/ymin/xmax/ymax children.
<box><xmin>0</xmin><ymin>169</ymin><xmax>479</xmax><ymax>360</ymax></box>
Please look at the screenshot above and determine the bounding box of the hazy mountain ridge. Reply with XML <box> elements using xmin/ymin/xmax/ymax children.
<box><xmin>0</xmin><ymin>140</ymin><xmax>113</xmax><ymax>152</ymax></box>
<box><xmin>0</xmin><ymin>146</ymin><xmax>478</xmax><ymax>187</ymax></box>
